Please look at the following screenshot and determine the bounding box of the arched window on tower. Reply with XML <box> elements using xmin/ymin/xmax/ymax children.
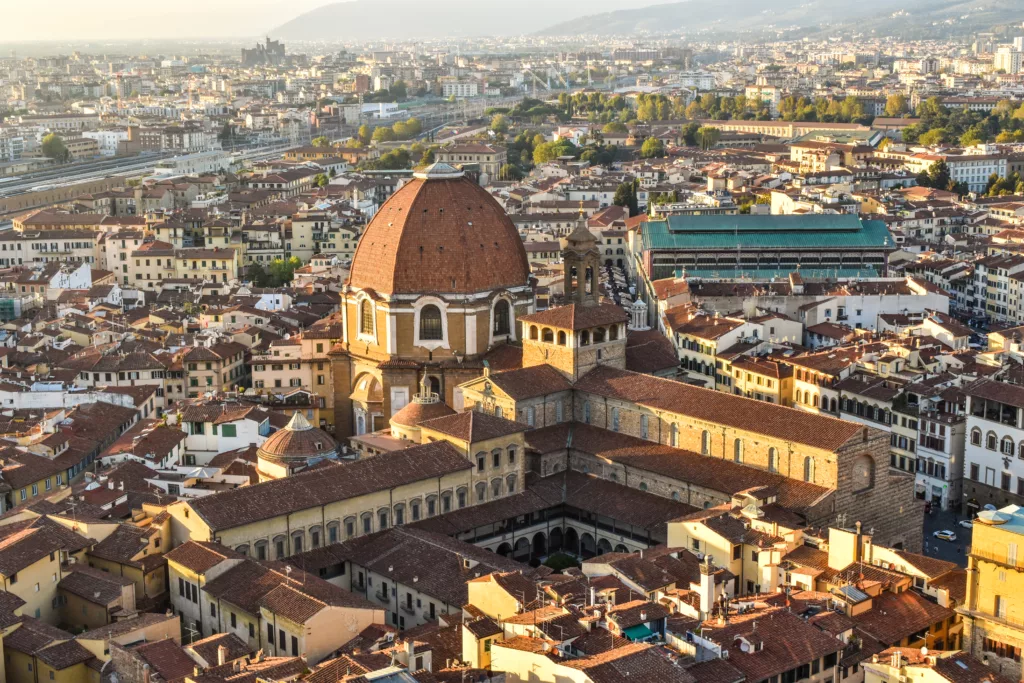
<box><xmin>768</xmin><ymin>447</ymin><xmax>778</xmax><ymax>472</ymax></box>
<box><xmin>585</xmin><ymin>266</ymin><xmax>594</xmax><ymax>295</ymax></box>
<box><xmin>803</xmin><ymin>456</ymin><xmax>815</xmax><ymax>483</ymax></box>
<box><xmin>419</xmin><ymin>305</ymin><xmax>443</xmax><ymax>340</ymax></box>
<box><xmin>493</xmin><ymin>300</ymin><xmax>511</xmax><ymax>336</ymax></box>
<box><xmin>359</xmin><ymin>300</ymin><xmax>373</xmax><ymax>335</ymax></box>
<box><xmin>701</xmin><ymin>430</ymin><xmax>711</xmax><ymax>455</ymax></box>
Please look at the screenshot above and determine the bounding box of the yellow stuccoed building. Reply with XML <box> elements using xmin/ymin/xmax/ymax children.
<box><xmin>962</xmin><ymin>505</ymin><xmax>1024</xmax><ymax>682</ymax></box>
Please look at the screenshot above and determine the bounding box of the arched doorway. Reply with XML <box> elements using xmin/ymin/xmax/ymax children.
<box><xmin>513</xmin><ymin>538</ymin><xmax>531</xmax><ymax>561</ymax></box>
<box><xmin>580</xmin><ymin>533</ymin><xmax>597</xmax><ymax>559</ymax></box>
<box><xmin>496</xmin><ymin>542</ymin><xmax>512</xmax><ymax>557</ymax></box>
<box><xmin>564</xmin><ymin>528</ymin><xmax>580</xmax><ymax>555</ymax></box>
<box><xmin>614</xmin><ymin>544</ymin><xmax>629</xmax><ymax>553</ymax></box>
<box><xmin>427</xmin><ymin>376</ymin><xmax>441</xmax><ymax>397</ymax></box>
<box><xmin>532</xmin><ymin>533</ymin><xmax>547</xmax><ymax>559</ymax></box>
<box><xmin>549</xmin><ymin>528</ymin><xmax>564</xmax><ymax>553</ymax></box>
<box><xmin>596</xmin><ymin>539</ymin><xmax>613</xmax><ymax>556</ymax></box>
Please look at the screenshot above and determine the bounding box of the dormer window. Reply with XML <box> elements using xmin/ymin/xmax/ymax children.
<box><xmin>314</xmin><ymin>442</ymin><xmax>323</xmax><ymax>451</ymax></box>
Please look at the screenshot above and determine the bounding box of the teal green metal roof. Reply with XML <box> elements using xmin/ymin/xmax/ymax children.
<box><xmin>622</xmin><ymin>624</ymin><xmax>655</xmax><ymax>641</ymax></box>
<box><xmin>641</xmin><ymin>215</ymin><xmax>894</xmax><ymax>251</ymax></box>
<box><xmin>676</xmin><ymin>267</ymin><xmax>882</xmax><ymax>280</ymax></box>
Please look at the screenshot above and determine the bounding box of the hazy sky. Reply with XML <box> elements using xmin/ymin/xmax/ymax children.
<box><xmin>0</xmin><ymin>0</ymin><xmax>340</xmax><ymax>42</ymax></box>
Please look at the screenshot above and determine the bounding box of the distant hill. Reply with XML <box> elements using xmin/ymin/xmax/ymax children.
<box><xmin>270</xmin><ymin>0</ymin><xmax>651</xmax><ymax>41</ymax></box>
<box><xmin>537</xmin><ymin>0</ymin><xmax>1024</xmax><ymax>38</ymax></box>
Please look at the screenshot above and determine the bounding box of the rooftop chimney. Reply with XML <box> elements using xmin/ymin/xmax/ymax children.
<box><xmin>217</xmin><ymin>644</ymin><xmax>228</xmax><ymax>667</ymax></box>
<box><xmin>699</xmin><ymin>554</ymin><xmax>715</xmax><ymax>619</ymax></box>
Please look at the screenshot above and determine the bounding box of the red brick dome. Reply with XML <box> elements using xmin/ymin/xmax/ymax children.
<box><xmin>347</xmin><ymin>165</ymin><xmax>531</xmax><ymax>296</ymax></box>
<box><xmin>257</xmin><ymin>412</ymin><xmax>337</xmax><ymax>464</ymax></box>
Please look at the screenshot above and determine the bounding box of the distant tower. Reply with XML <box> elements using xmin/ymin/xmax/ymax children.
<box><xmin>560</xmin><ymin>209</ymin><xmax>600</xmax><ymax>307</ymax></box>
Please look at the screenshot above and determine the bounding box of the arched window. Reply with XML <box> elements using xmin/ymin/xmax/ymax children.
<box><xmin>671</xmin><ymin>424</ymin><xmax>679</xmax><ymax>448</ymax></box>
<box><xmin>557</xmin><ymin>330</ymin><xmax>567</xmax><ymax>345</ymax></box>
<box><xmin>530</xmin><ymin>325</ymin><xmax>539</xmax><ymax>340</ymax></box>
<box><xmin>542</xmin><ymin>327</ymin><xmax>554</xmax><ymax>343</ymax></box>
<box><xmin>639</xmin><ymin>482</ymin><xmax>648</xmax><ymax>491</ymax></box>
<box><xmin>795</xmin><ymin>389</ymin><xmax>803</xmax><ymax>403</ymax></box>
<box><xmin>803</xmin><ymin>456</ymin><xmax>815</xmax><ymax>483</ymax></box>
<box><xmin>671</xmin><ymin>491</ymin><xmax>680</xmax><ymax>501</ymax></box>
<box><xmin>456</xmin><ymin>488</ymin><xmax>467</xmax><ymax>509</ymax></box>
<box><xmin>359</xmin><ymin>299</ymin><xmax>373</xmax><ymax>335</ymax></box>
<box><xmin>812</xmin><ymin>394</ymin><xmax>819</xmax><ymax>408</ymax></box>
<box><xmin>419</xmin><ymin>304</ymin><xmax>443</xmax><ymax>340</ymax></box>
<box><xmin>491</xmin><ymin>478</ymin><xmax>502</xmax><ymax>498</ymax></box>
<box><xmin>1019</xmin><ymin>441</ymin><xmax>1024</xmax><ymax>460</ymax></box>
<box><xmin>987</xmin><ymin>432</ymin><xmax>998</xmax><ymax>450</ymax></box>
<box><xmin>768</xmin><ymin>447</ymin><xmax>778</xmax><ymax>472</ymax></box>
<box><xmin>475</xmin><ymin>481</ymin><xmax>487</xmax><ymax>503</ymax></box>
<box><xmin>493</xmin><ymin>300</ymin><xmax>511</xmax><ymax>336</ymax></box>
<box><xmin>640</xmin><ymin>414</ymin><xmax>649</xmax><ymax>439</ymax></box>
<box><xmin>734</xmin><ymin>438</ymin><xmax>743</xmax><ymax>463</ymax></box>
<box><xmin>970</xmin><ymin>428</ymin><xmax>981</xmax><ymax>446</ymax></box>
<box><xmin>580</xmin><ymin>330</ymin><xmax>590</xmax><ymax>346</ymax></box>
<box><xmin>611</xmin><ymin>407</ymin><xmax>620</xmax><ymax>432</ymax></box>
<box><xmin>583</xmin><ymin>401</ymin><xmax>591</xmax><ymax>424</ymax></box>
<box><xmin>1002</xmin><ymin>436</ymin><xmax>1015</xmax><ymax>456</ymax></box>
<box><xmin>609</xmin><ymin>325</ymin><xmax>619</xmax><ymax>341</ymax></box>
<box><xmin>506</xmin><ymin>474</ymin><xmax>517</xmax><ymax>494</ymax></box>
<box><xmin>593</xmin><ymin>328</ymin><xmax>606</xmax><ymax>343</ymax></box>
<box><xmin>701</xmin><ymin>430</ymin><xmax>711</xmax><ymax>455</ymax></box>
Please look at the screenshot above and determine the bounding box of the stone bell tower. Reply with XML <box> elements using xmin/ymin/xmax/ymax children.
<box><xmin>560</xmin><ymin>210</ymin><xmax>600</xmax><ymax>307</ymax></box>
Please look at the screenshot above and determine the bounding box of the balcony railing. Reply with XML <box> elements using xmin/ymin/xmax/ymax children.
<box><xmin>375</xmin><ymin>590</ymin><xmax>389</xmax><ymax>603</ymax></box>
<box><xmin>971</xmin><ymin>547</ymin><xmax>1024</xmax><ymax>570</ymax></box>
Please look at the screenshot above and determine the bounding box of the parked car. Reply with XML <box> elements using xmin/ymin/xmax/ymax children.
<box><xmin>958</xmin><ymin>519</ymin><xmax>973</xmax><ymax>529</ymax></box>
<box><xmin>933</xmin><ymin>530</ymin><xmax>957</xmax><ymax>542</ymax></box>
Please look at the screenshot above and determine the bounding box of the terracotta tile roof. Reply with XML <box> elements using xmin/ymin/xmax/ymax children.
<box><xmin>3</xmin><ymin>617</ymin><xmax>73</xmax><ymax>655</ymax></box>
<box><xmin>186</xmin><ymin>633</ymin><xmax>253</xmax><ymax>667</ymax></box>
<box><xmin>574</xmin><ymin>365</ymin><xmax>866</xmax><ymax>452</ymax></box>
<box><xmin>188</xmin><ymin>441</ymin><xmax>472</xmax><ymax>531</ymax></box>
<box><xmin>560</xmin><ymin>642</ymin><xmax>696</xmax><ymax>682</ymax></box>
<box><xmin>190</xmin><ymin>657</ymin><xmax>307</xmax><ymax>683</ymax></box>
<box><xmin>202</xmin><ymin>558</ymin><xmax>377</xmax><ymax>621</ymax></box>
<box><xmin>932</xmin><ymin>652</ymin><xmax>1015</xmax><ymax>683</ymax></box>
<box><xmin>87</xmin><ymin>524</ymin><xmax>155</xmax><ymax>567</ymax></box>
<box><xmin>58</xmin><ymin>564</ymin><xmax>133</xmax><ymax>605</ymax></box>
<box><xmin>929</xmin><ymin>568</ymin><xmax>967</xmax><ymax>606</ymax></box>
<box><xmin>485</xmin><ymin>364</ymin><xmax>573</xmax><ymax>400</ymax></box>
<box><xmin>560</xmin><ymin>423</ymin><xmax>830</xmax><ymax>511</ymax></box>
<box><xmin>164</xmin><ymin>540</ymin><xmax>245</xmax><ymax>574</ymax></box>
<box><xmin>289</xmin><ymin>527</ymin><xmax>526</xmax><ymax>607</ymax></box>
<box><xmin>699</xmin><ymin>608</ymin><xmax>843</xmax><ymax>682</ymax></box>
<box><xmin>418</xmin><ymin>410</ymin><xmax>526</xmax><ymax>443</ymax></box>
<box><xmin>625</xmin><ymin>330</ymin><xmax>680</xmax><ymax>375</ymax></box>
<box><xmin>0</xmin><ymin>517</ymin><xmax>92</xmax><ymax>576</ymax></box>
<box><xmin>390</xmin><ymin>400</ymin><xmax>456</xmax><ymax>427</ymax></box>
<box><xmin>35</xmin><ymin>640</ymin><xmax>94</xmax><ymax>670</ymax></box>
<box><xmin>519</xmin><ymin>303</ymin><xmax>629</xmax><ymax>331</ymax></box>
<box><xmin>892</xmin><ymin>550</ymin><xmax>958</xmax><ymax>579</ymax></box>
<box><xmin>852</xmin><ymin>590</ymin><xmax>955</xmax><ymax>646</ymax></box>
<box><xmin>347</xmin><ymin>174</ymin><xmax>530</xmax><ymax>295</ymax></box>
<box><xmin>133</xmin><ymin>638</ymin><xmax>198</xmax><ymax>683</ymax></box>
